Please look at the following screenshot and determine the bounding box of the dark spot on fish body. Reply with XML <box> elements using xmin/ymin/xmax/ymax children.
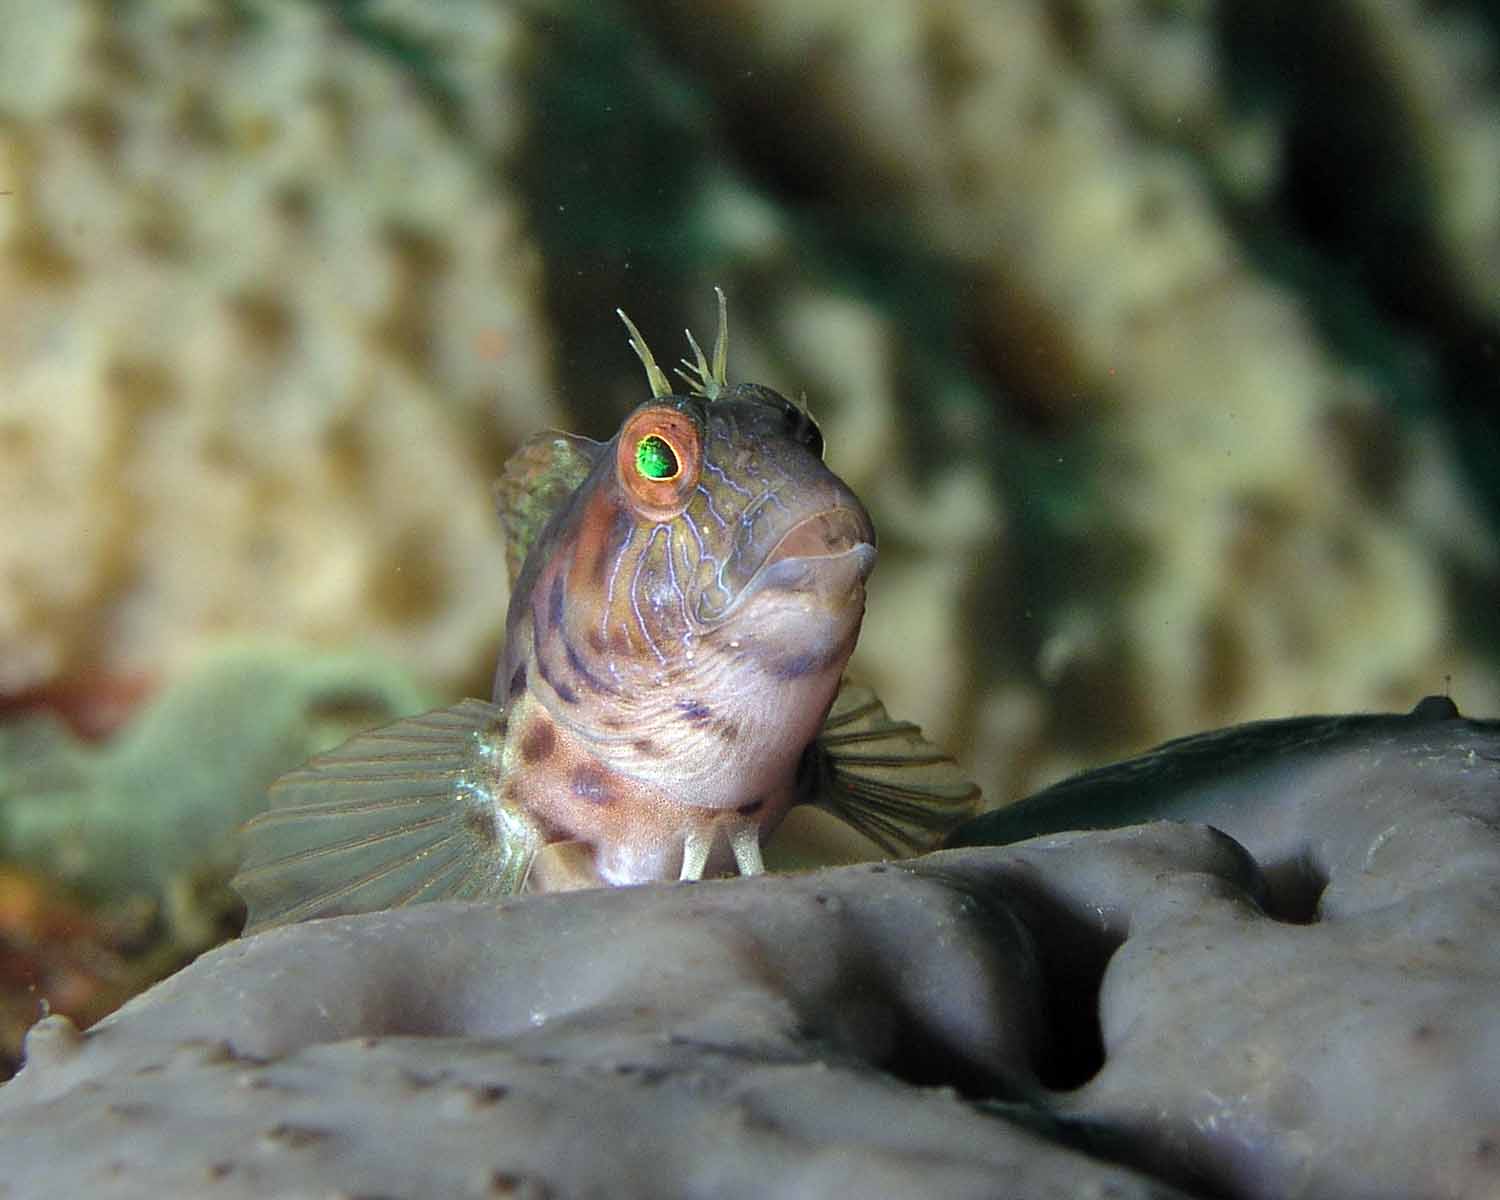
<box><xmin>536</xmin><ymin>649</ymin><xmax>579</xmax><ymax>705</ymax></box>
<box><xmin>763</xmin><ymin>628</ymin><xmax>858</xmax><ymax>682</ymax></box>
<box><xmin>547</xmin><ymin>572</ymin><xmax>566</xmax><ymax>631</ymax></box>
<box><xmin>571</xmin><ymin>763</ymin><xmax>613</xmax><ymax>806</ymax></box>
<box><xmin>464</xmin><ymin>805</ymin><xmax>501</xmax><ymax>847</ymax></box>
<box><xmin>717</xmin><ymin>720</ymin><xmax>740</xmax><ymax>742</ymax></box>
<box><xmin>520</xmin><ymin>721</ymin><xmax>555</xmax><ymax>764</ymax></box>
<box><xmin>564</xmin><ymin>637</ymin><xmax>618</xmax><ymax>696</ymax></box>
<box><xmin>507</xmin><ymin>663</ymin><xmax>527</xmax><ymax>698</ymax></box>
<box><xmin>677</xmin><ymin>699</ymin><xmax>713</xmax><ymax>722</ymax></box>
<box><xmin>632</xmin><ymin>738</ymin><xmax>660</xmax><ymax>757</ymax></box>
<box><xmin>767</xmin><ymin>649</ymin><xmax>822</xmax><ymax>680</ymax></box>
<box><xmin>736</xmin><ymin>797</ymin><xmax>763</xmax><ymax>815</ymax></box>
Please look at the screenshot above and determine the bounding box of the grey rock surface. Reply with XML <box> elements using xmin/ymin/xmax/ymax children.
<box><xmin>1</xmin><ymin>847</ymin><xmax>1195</xmax><ymax>1200</ymax></box>
<box><xmin>4</xmin><ymin>693</ymin><xmax>1500</xmax><ymax>1198</ymax></box>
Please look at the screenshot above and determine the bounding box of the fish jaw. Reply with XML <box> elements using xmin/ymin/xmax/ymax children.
<box><xmin>496</xmin><ymin>688</ymin><xmax>803</xmax><ymax>887</ymax></box>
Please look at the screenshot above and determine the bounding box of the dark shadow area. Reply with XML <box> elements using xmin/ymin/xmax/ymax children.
<box><xmin>977</xmin><ymin>1100</ymin><xmax>1235</xmax><ymax>1200</ymax></box>
<box><xmin>1258</xmin><ymin>851</ymin><xmax>1330</xmax><ymax>926</ymax></box>
<box><xmin>1032</xmin><ymin>953</ymin><xmax>1109</xmax><ymax>1091</ymax></box>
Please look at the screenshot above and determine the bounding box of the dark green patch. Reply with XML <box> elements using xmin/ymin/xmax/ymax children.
<box><xmin>635</xmin><ymin>435</ymin><xmax>678</xmax><ymax>480</ymax></box>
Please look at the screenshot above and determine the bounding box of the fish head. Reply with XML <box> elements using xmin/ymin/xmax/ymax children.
<box><xmin>554</xmin><ymin>381</ymin><xmax>875</xmax><ymax>691</ymax></box>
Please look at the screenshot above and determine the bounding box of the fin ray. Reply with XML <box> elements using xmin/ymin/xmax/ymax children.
<box><xmin>810</xmin><ymin>684</ymin><xmax>982</xmax><ymax>857</ymax></box>
<box><xmin>233</xmin><ymin>700</ymin><xmax>542</xmax><ymax>934</ymax></box>
<box><xmin>493</xmin><ymin>432</ymin><xmax>600</xmax><ymax>586</ymax></box>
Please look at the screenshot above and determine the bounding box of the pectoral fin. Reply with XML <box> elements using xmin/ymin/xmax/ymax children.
<box><xmin>807</xmin><ymin>684</ymin><xmax>981</xmax><ymax>856</ymax></box>
<box><xmin>232</xmin><ymin>699</ymin><xmax>541</xmax><ymax>934</ymax></box>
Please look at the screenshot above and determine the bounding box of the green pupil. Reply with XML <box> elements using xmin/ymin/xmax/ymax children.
<box><xmin>635</xmin><ymin>435</ymin><xmax>678</xmax><ymax>481</ymax></box>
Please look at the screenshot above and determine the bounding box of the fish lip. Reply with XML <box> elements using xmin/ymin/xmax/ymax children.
<box><xmin>762</xmin><ymin>506</ymin><xmax>877</xmax><ymax>574</ymax></box>
<box><xmin>750</xmin><ymin>540</ymin><xmax>877</xmax><ymax>599</ymax></box>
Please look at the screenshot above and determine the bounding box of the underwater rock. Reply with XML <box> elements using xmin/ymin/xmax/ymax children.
<box><xmin>0</xmin><ymin>850</ymin><xmax>1193</xmax><ymax>1200</ymax></box>
<box><xmin>5</xmin><ymin>692</ymin><xmax>1500</xmax><ymax>1200</ymax></box>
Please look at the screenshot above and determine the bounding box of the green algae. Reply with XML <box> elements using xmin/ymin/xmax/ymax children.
<box><xmin>0</xmin><ymin>644</ymin><xmax>436</xmax><ymax>927</ymax></box>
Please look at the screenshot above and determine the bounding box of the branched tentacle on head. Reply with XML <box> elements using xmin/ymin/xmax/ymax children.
<box><xmin>618</xmin><ymin>287</ymin><xmax>730</xmax><ymax>401</ymax></box>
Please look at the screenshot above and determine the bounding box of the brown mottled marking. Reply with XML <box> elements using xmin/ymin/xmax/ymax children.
<box><xmin>520</xmin><ymin>721</ymin><xmax>555</xmax><ymax>764</ymax></box>
<box><xmin>589</xmin><ymin>505</ymin><xmax>634</xmax><ymax>586</ymax></box>
<box><xmin>571</xmin><ymin>763</ymin><xmax>612</xmax><ymax>806</ymax></box>
<box><xmin>632</xmin><ymin>738</ymin><xmax>659</xmax><ymax>756</ymax></box>
<box><xmin>464</xmin><ymin>805</ymin><xmax>500</xmax><ymax>846</ymax></box>
<box><xmin>717</xmin><ymin>719</ymin><xmax>740</xmax><ymax>742</ymax></box>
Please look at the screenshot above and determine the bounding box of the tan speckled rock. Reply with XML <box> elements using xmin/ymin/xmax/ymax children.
<box><xmin>0</xmin><ymin>0</ymin><xmax>556</xmax><ymax>694</ymax></box>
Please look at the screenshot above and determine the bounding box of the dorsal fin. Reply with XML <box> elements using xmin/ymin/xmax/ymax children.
<box><xmin>494</xmin><ymin>431</ymin><xmax>602</xmax><ymax>586</ymax></box>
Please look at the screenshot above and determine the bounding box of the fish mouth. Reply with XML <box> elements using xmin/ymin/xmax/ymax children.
<box><xmin>742</xmin><ymin>506</ymin><xmax>877</xmax><ymax>600</ymax></box>
<box><xmin>763</xmin><ymin>507</ymin><xmax>877</xmax><ymax>575</ymax></box>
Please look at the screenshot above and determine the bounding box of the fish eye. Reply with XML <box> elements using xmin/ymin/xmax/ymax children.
<box><xmin>616</xmin><ymin>404</ymin><xmax>703</xmax><ymax>518</ymax></box>
<box><xmin>635</xmin><ymin>434</ymin><xmax>680</xmax><ymax>481</ymax></box>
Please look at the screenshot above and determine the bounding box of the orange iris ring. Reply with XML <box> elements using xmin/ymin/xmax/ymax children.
<box><xmin>615</xmin><ymin>405</ymin><xmax>704</xmax><ymax>518</ymax></box>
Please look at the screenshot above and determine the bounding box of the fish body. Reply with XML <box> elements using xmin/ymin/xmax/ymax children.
<box><xmin>234</xmin><ymin>294</ymin><xmax>979</xmax><ymax>932</ymax></box>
